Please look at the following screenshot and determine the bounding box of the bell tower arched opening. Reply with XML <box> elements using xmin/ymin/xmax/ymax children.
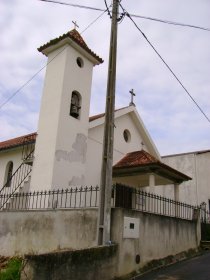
<box><xmin>70</xmin><ymin>91</ymin><xmax>81</xmax><ymax>119</ymax></box>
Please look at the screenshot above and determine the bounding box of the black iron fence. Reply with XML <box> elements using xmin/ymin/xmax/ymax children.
<box><xmin>0</xmin><ymin>149</ymin><xmax>34</xmax><ymax>210</ymax></box>
<box><xmin>0</xmin><ymin>183</ymin><xmax>203</xmax><ymax>222</ymax></box>
<box><xmin>113</xmin><ymin>184</ymin><xmax>197</xmax><ymax>221</ymax></box>
<box><xmin>201</xmin><ymin>209</ymin><xmax>210</xmax><ymax>224</ymax></box>
<box><xmin>0</xmin><ymin>186</ymin><xmax>99</xmax><ymax>211</ymax></box>
<box><xmin>0</xmin><ymin>134</ymin><xmax>36</xmax><ymax>210</ymax></box>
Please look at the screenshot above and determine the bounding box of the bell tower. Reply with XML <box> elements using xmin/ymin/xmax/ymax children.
<box><xmin>30</xmin><ymin>29</ymin><xmax>103</xmax><ymax>191</ymax></box>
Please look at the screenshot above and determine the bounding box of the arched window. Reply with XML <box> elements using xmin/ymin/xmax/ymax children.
<box><xmin>4</xmin><ymin>161</ymin><xmax>13</xmax><ymax>188</ymax></box>
<box><xmin>70</xmin><ymin>91</ymin><xmax>81</xmax><ymax>119</ymax></box>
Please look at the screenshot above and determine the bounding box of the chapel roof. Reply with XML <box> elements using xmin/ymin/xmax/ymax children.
<box><xmin>113</xmin><ymin>150</ymin><xmax>191</xmax><ymax>183</ymax></box>
<box><xmin>89</xmin><ymin>106</ymin><xmax>129</xmax><ymax>122</ymax></box>
<box><xmin>0</xmin><ymin>133</ymin><xmax>37</xmax><ymax>152</ymax></box>
<box><xmin>114</xmin><ymin>150</ymin><xmax>159</xmax><ymax>168</ymax></box>
<box><xmin>38</xmin><ymin>29</ymin><xmax>103</xmax><ymax>64</ymax></box>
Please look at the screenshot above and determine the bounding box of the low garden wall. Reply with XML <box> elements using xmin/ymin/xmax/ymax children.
<box><xmin>111</xmin><ymin>208</ymin><xmax>201</xmax><ymax>278</ymax></box>
<box><xmin>0</xmin><ymin>208</ymin><xmax>98</xmax><ymax>256</ymax></box>
<box><xmin>0</xmin><ymin>206</ymin><xmax>201</xmax><ymax>279</ymax></box>
<box><xmin>21</xmin><ymin>245</ymin><xmax>117</xmax><ymax>280</ymax></box>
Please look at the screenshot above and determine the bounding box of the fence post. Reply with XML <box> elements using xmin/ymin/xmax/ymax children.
<box><xmin>174</xmin><ymin>183</ymin><xmax>180</xmax><ymax>217</ymax></box>
<box><xmin>193</xmin><ymin>208</ymin><xmax>201</xmax><ymax>247</ymax></box>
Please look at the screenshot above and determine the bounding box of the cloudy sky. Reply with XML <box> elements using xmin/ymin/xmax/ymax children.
<box><xmin>0</xmin><ymin>0</ymin><xmax>210</xmax><ymax>155</ymax></box>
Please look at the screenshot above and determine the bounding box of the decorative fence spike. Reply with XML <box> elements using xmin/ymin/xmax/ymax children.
<box><xmin>0</xmin><ymin>184</ymin><xmax>209</xmax><ymax>223</ymax></box>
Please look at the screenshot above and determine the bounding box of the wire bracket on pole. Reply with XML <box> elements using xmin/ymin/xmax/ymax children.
<box><xmin>104</xmin><ymin>0</ymin><xmax>125</xmax><ymax>22</ymax></box>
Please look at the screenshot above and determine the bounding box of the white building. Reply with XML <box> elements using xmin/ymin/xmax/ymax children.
<box><xmin>0</xmin><ymin>28</ymin><xmax>209</xmax><ymax>210</ymax></box>
<box><xmin>162</xmin><ymin>150</ymin><xmax>210</xmax><ymax>210</ymax></box>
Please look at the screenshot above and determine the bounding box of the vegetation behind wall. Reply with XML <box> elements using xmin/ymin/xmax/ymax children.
<box><xmin>0</xmin><ymin>257</ymin><xmax>22</xmax><ymax>280</ymax></box>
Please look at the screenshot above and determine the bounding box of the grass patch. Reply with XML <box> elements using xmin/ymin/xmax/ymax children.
<box><xmin>0</xmin><ymin>258</ymin><xmax>22</xmax><ymax>280</ymax></box>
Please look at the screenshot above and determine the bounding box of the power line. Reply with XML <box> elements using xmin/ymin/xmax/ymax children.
<box><xmin>88</xmin><ymin>136</ymin><xmax>125</xmax><ymax>156</ymax></box>
<box><xmin>81</xmin><ymin>9</ymin><xmax>108</xmax><ymax>34</ymax></box>
<box><xmin>0</xmin><ymin>47</ymin><xmax>68</xmax><ymax>111</ymax></box>
<box><xmin>119</xmin><ymin>5</ymin><xmax>210</xmax><ymax>123</ymax></box>
<box><xmin>130</xmin><ymin>13</ymin><xmax>210</xmax><ymax>32</ymax></box>
<box><xmin>0</xmin><ymin>10</ymin><xmax>107</xmax><ymax>111</ymax></box>
<box><xmin>1</xmin><ymin>1</ymin><xmax>209</xmax><ymax>112</ymax></box>
<box><xmin>38</xmin><ymin>0</ymin><xmax>105</xmax><ymax>12</ymax></box>
<box><xmin>39</xmin><ymin>0</ymin><xmax>210</xmax><ymax>32</ymax></box>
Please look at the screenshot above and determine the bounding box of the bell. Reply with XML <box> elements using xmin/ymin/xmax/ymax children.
<box><xmin>70</xmin><ymin>105</ymin><xmax>79</xmax><ymax>118</ymax></box>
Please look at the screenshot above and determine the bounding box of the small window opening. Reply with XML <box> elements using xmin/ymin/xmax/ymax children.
<box><xmin>123</xmin><ymin>129</ymin><xmax>131</xmax><ymax>143</ymax></box>
<box><xmin>70</xmin><ymin>91</ymin><xmax>81</xmax><ymax>119</ymax></box>
<box><xmin>76</xmin><ymin>57</ymin><xmax>84</xmax><ymax>68</ymax></box>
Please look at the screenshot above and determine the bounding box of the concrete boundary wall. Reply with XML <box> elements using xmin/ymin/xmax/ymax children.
<box><xmin>0</xmin><ymin>207</ymin><xmax>200</xmax><ymax>278</ymax></box>
<box><xmin>21</xmin><ymin>245</ymin><xmax>118</xmax><ymax>280</ymax></box>
<box><xmin>111</xmin><ymin>208</ymin><xmax>200</xmax><ymax>278</ymax></box>
<box><xmin>0</xmin><ymin>208</ymin><xmax>98</xmax><ymax>256</ymax></box>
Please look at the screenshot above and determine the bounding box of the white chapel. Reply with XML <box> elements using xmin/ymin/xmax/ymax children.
<box><xmin>0</xmin><ymin>28</ymin><xmax>210</xmax><ymax>210</ymax></box>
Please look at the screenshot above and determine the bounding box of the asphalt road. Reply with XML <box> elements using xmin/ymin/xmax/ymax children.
<box><xmin>135</xmin><ymin>251</ymin><xmax>210</xmax><ymax>280</ymax></box>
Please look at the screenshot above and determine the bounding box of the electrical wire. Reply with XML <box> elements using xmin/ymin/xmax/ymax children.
<box><xmin>104</xmin><ymin>0</ymin><xmax>112</xmax><ymax>18</ymax></box>
<box><xmin>81</xmin><ymin>9</ymin><xmax>108</xmax><ymax>34</ymax></box>
<box><xmin>0</xmin><ymin>46</ymin><xmax>68</xmax><ymax>110</ymax></box>
<box><xmin>0</xmin><ymin>10</ymin><xmax>107</xmax><ymax>111</ymax></box>
<box><xmin>1</xmin><ymin>1</ymin><xmax>209</xmax><ymax>113</ymax></box>
<box><xmin>130</xmin><ymin>13</ymin><xmax>210</xmax><ymax>32</ymax></box>
<box><xmin>119</xmin><ymin>5</ymin><xmax>210</xmax><ymax>123</ymax></box>
<box><xmin>39</xmin><ymin>0</ymin><xmax>210</xmax><ymax>32</ymax></box>
<box><xmin>38</xmin><ymin>0</ymin><xmax>105</xmax><ymax>12</ymax></box>
<box><xmin>88</xmin><ymin>136</ymin><xmax>125</xmax><ymax>156</ymax></box>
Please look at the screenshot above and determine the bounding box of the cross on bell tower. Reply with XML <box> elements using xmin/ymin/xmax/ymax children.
<box><xmin>72</xmin><ymin>20</ymin><xmax>79</xmax><ymax>30</ymax></box>
<box><xmin>129</xmin><ymin>89</ymin><xmax>136</xmax><ymax>106</ymax></box>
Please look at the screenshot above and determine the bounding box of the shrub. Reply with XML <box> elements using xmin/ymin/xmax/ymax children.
<box><xmin>0</xmin><ymin>258</ymin><xmax>22</xmax><ymax>280</ymax></box>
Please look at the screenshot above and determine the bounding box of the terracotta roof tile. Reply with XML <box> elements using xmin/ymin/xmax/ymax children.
<box><xmin>114</xmin><ymin>150</ymin><xmax>159</xmax><ymax>168</ymax></box>
<box><xmin>113</xmin><ymin>150</ymin><xmax>192</xmax><ymax>182</ymax></box>
<box><xmin>89</xmin><ymin>112</ymin><xmax>105</xmax><ymax>122</ymax></box>
<box><xmin>0</xmin><ymin>133</ymin><xmax>37</xmax><ymax>151</ymax></box>
<box><xmin>38</xmin><ymin>29</ymin><xmax>103</xmax><ymax>64</ymax></box>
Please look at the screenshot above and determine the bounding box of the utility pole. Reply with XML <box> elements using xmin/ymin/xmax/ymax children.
<box><xmin>98</xmin><ymin>0</ymin><xmax>119</xmax><ymax>245</ymax></box>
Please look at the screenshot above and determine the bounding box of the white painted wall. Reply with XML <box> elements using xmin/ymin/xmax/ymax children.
<box><xmin>195</xmin><ymin>152</ymin><xmax>210</xmax><ymax>207</ymax></box>
<box><xmin>30</xmin><ymin>42</ymin><xmax>96</xmax><ymax>191</ymax></box>
<box><xmin>85</xmin><ymin>112</ymin><xmax>150</xmax><ymax>187</ymax></box>
<box><xmin>162</xmin><ymin>151</ymin><xmax>210</xmax><ymax>207</ymax></box>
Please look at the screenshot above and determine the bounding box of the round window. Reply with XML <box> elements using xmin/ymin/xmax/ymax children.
<box><xmin>76</xmin><ymin>57</ymin><xmax>84</xmax><ymax>68</ymax></box>
<box><xmin>123</xmin><ymin>129</ymin><xmax>131</xmax><ymax>143</ymax></box>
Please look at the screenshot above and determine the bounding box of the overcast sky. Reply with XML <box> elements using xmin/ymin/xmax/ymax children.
<box><xmin>0</xmin><ymin>0</ymin><xmax>210</xmax><ymax>155</ymax></box>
